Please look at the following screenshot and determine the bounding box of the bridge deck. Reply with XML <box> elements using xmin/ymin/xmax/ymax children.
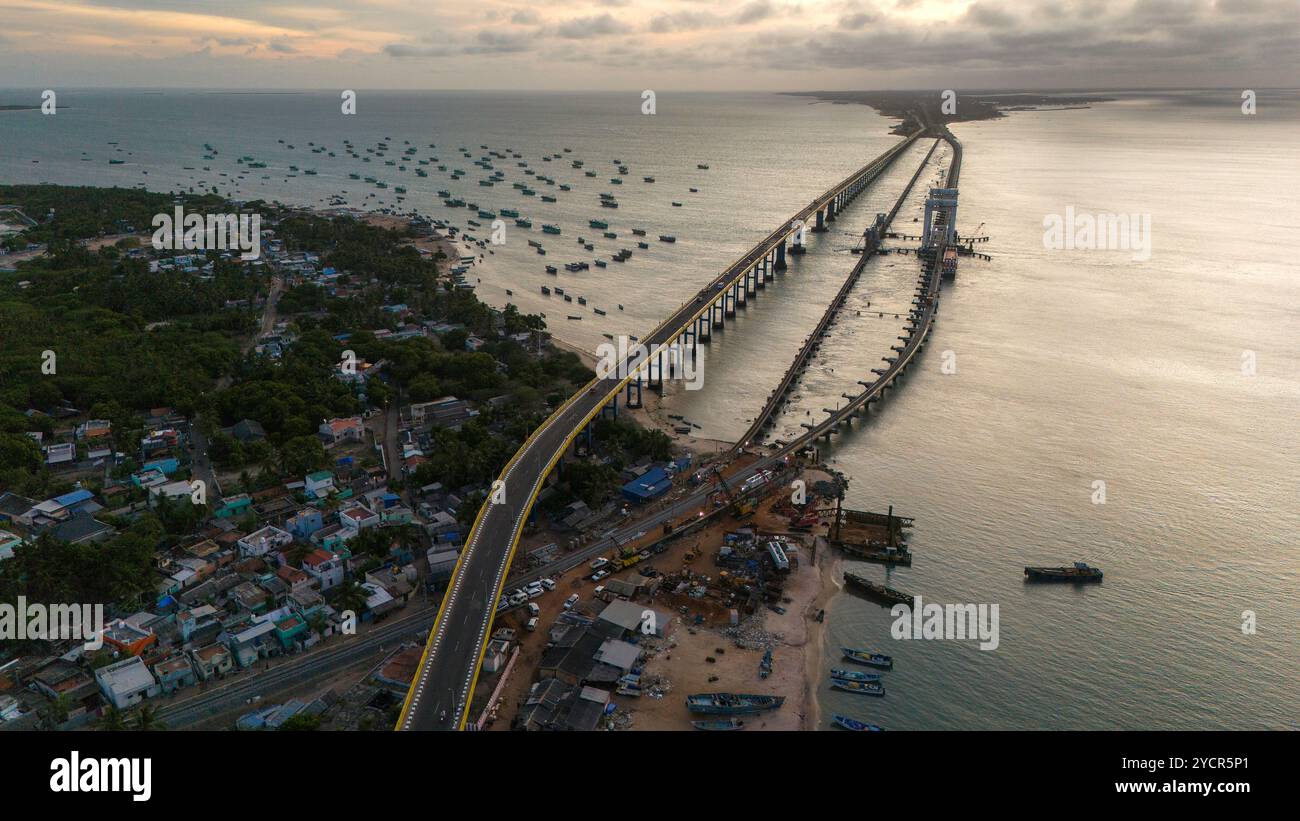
<box><xmin>397</xmin><ymin>131</ymin><xmax>924</xmax><ymax>731</ymax></box>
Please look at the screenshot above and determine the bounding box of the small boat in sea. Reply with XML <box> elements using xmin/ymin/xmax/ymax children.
<box><xmin>515</xmin><ymin>218</ymin><xmax>532</xmax><ymax>228</ymax></box>
<box><xmin>1025</xmin><ymin>562</ymin><xmax>1103</xmax><ymax>582</ymax></box>
<box><xmin>542</xmin><ymin>224</ymin><xmax>561</xmax><ymax>235</ymax></box>
<box><xmin>545</xmin><ymin>265</ymin><xmax>557</xmax><ymax>274</ymax></box>
<box><xmin>830</xmin><ymin>669</ymin><xmax>883</xmax><ymax>683</ymax></box>
<box><xmin>567</xmin><ymin>314</ymin><xmax>582</xmax><ymax>320</ymax></box>
<box><xmin>593</xmin><ymin>308</ymin><xmax>607</xmax><ymax>316</ymax></box>
<box><xmin>659</xmin><ymin>235</ymin><xmax>676</xmax><ymax>243</ymax></box>
<box><xmin>589</xmin><ymin>219</ymin><xmax>608</xmax><ymax>229</ymax></box>
<box><xmin>842</xmin><ymin>648</ymin><xmax>893</xmax><ymax>669</ymax></box>
<box><xmin>686</xmin><ymin>693</ymin><xmax>785</xmax><ymax>715</ymax></box>
<box><xmin>540</xmin><ymin>286</ymin><xmax>550</xmax><ymax>295</ymax></box>
<box><xmin>631</xmin><ymin>228</ymin><xmax>646</xmax><ymax>236</ymax></box>
<box><xmin>644</xmin><ymin>176</ymin><xmax>655</xmax><ymax>183</ymax></box>
<box><xmin>672</xmin><ymin>201</ymin><xmax>682</xmax><ymax>207</ymax></box>
<box><xmin>831</xmin><ymin>679</ymin><xmax>885</xmax><ymax>697</ymax></box>
<box><xmin>843</xmin><ymin>572</ymin><xmax>914</xmax><ymax>607</ymax></box>
<box><xmin>832</xmin><ymin>715</ymin><xmax>884</xmax><ymax>732</ymax></box>
<box><xmin>697</xmin><ymin>163</ymin><xmax>710</xmax><ymax>169</ymax></box>
<box><xmin>692</xmin><ymin>718</ymin><xmax>744</xmax><ymax>731</ymax></box>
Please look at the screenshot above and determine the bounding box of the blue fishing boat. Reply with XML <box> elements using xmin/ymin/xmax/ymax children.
<box><xmin>829</xmin><ymin>669</ymin><xmax>882</xmax><ymax>683</ymax></box>
<box><xmin>841</xmin><ymin>648</ymin><xmax>893</xmax><ymax>669</ymax></box>
<box><xmin>691</xmin><ymin>718</ymin><xmax>745</xmax><ymax>731</ymax></box>
<box><xmin>685</xmin><ymin>693</ymin><xmax>785</xmax><ymax>715</ymax></box>
<box><xmin>831</xmin><ymin>714</ymin><xmax>884</xmax><ymax>732</ymax></box>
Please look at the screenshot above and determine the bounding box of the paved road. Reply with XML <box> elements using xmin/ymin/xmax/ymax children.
<box><xmin>397</xmin><ymin>135</ymin><xmax>922</xmax><ymax>731</ymax></box>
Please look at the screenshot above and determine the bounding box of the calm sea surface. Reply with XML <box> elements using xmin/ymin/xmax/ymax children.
<box><xmin>2</xmin><ymin>89</ymin><xmax>1295</xmax><ymax>729</ymax></box>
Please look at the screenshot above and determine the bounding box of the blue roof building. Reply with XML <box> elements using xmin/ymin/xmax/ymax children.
<box><xmin>621</xmin><ymin>467</ymin><xmax>672</xmax><ymax>503</ymax></box>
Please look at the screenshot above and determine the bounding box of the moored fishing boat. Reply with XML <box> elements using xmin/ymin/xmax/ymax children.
<box><xmin>842</xmin><ymin>648</ymin><xmax>893</xmax><ymax>669</ymax></box>
<box><xmin>1024</xmin><ymin>562</ymin><xmax>1103</xmax><ymax>582</ymax></box>
<box><xmin>830</xmin><ymin>669</ymin><xmax>882</xmax><ymax>683</ymax></box>
<box><xmin>831</xmin><ymin>679</ymin><xmax>885</xmax><ymax>697</ymax></box>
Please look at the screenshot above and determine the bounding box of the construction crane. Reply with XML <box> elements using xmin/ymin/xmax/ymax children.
<box><xmin>712</xmin><ymin>466</ymin><xmax>755</xmax><ymax>519</ymax></box>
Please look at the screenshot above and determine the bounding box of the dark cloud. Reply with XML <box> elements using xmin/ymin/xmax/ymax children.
<box><xmin>555</xmin><ymin>14</ymin><xmax>632</xmax><ymax>39</ymax></box>
<box><xmin>735</xmin><ymin>1</ymin><xmax>776</xmax><ymax>25</ymax></box>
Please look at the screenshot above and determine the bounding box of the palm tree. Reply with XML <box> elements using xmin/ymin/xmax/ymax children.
<box><xmin>98</xmin><ymin>706</ymin><xmax>128</xmax><ymax>731</ymax></box>
<box><xmin>134</xmin><ymin>704</ymin><xmax>166</xmax><ymax>731</ymax></box>
<box><xmin>332</xmin><ymin>579</ymin><xmax>368</xmax><ymax>619</ymax></box>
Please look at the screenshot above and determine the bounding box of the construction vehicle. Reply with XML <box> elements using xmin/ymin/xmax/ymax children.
<box><xmin>712</xmin><ymin>467</ymin><xmax>755</xmax><ymax>520</ymax></box>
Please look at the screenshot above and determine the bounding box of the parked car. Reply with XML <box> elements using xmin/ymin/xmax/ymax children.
<box><xmin>527</xmin><ymin>603</ymin><xmax>540</xmax><ymax>617</ymax></box>
<box><xmin>591</xmin><ymin>570</ymin><xmax>609</xmax><ymax>583</ymax></box>
<box><xmin>540</xmin><ymin>578</ymin><xmax>556</xmax><ymax>591</ymax></box>
<box><xmin>564</xmin><ymin>593</ymin><xmax>580</xmax><ymax>610</ymax></box>
<box><xmin>525</xmin><ymin>617</ymin><xmax>538</xmax><ymax>632</ymax></box>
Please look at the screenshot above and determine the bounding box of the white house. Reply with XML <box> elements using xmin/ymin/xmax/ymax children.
<box><xmin>236</xmin><ymin>525</ymin><xmax>294</xmax><ymax>558</ymax></box>
<box><xmin>95</xmin><ymin>657</ymin><xmax>160</xmax><ymax>710</ymax></box>
<box><xmin>339</xmin><ymin>505</ymin><xmax>380</xmax><ymax>531</ymax></box>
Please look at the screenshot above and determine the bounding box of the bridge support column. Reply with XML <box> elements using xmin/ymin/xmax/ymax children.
<box><xmin>827</xmin><ymin>197</ymin><xmax>837</xmax><ymax>223</ymax></box>
<box><xmin>756</xmin><ymin>262</ymin><xmax>766</xmax><ymax>289</ymax></box>
<box><xmin>698</xmin><ymin>316</ymin><xmax>710</xmax><ymax>342</ymax></box>
<box><xmin>601</xmin><ymin>395</ymin><xmax>618</xmax><ymax>419</ymax></box>
<box><xmin>813</xmin><ymin>208</ymin><xmax>826</xmax><ymax>233</ymax></box>
<box><xmin>713</xmin><ymin>301</ymin><xmax>724</xmax><ymax>329</ymax></box>
<box><xmin>775</xmin><ymin>241</ymin><xmax>787</xmax><ymax>271</ymax></box>
<box><xmin>735</xmin><ymin>280</ymin><xmax>745</xmax><ymax>307</ymax></box>
<box><xmin>625</xmin><ymin>375</ymin><xmax>642</xmax><ymax>408</ymax></box>
<box><xmin>724</xmin><ymin>291</ymin><xmax>735</xmax><ymax>318</ymax></box>
<box><xmin>764</xmin><ymin>254</ymin><xmax>774</xmax><ymax>281</ymax></box>
<box><xmin>791</xmin><ymin>234</ymin><xmax>806</xmax><ymax>255</ymax></box>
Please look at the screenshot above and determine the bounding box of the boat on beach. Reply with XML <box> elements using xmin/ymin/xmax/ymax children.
<box><xmin>842</xmin><ymin>648</ymin><xmax>893</xmax><ymax>669</ymax></box>
<box><xmin>831</xmin><ymin>715</ymin><xmax>884</xmax><ymax>732</ymax></box>
<box><xmin>691</xmin><ymin>718</ymin><xmax>745</xmax><ymax>731</ymax></box>
<box><xmin>686</xmin><ymin>693</ymin><xmax>785</xmax><ymax>715</ymax></box>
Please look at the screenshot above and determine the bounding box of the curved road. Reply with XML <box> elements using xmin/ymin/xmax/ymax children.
<box><xmin>397</xmin><ymin>133</ymin><xmax>923</xmax><ymax>731</ymax></box>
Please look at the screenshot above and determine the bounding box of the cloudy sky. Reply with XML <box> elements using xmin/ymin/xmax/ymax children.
<box><xmin>1</xmin><ymin>0</ymin><xmax>1296</xmax><ymax>90</ymax></box>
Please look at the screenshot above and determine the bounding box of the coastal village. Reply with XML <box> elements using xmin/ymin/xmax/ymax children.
<box><xmin>0</xmin><ymin>192</ymin><xmax>907</xmax><ymax>731</ymax></box>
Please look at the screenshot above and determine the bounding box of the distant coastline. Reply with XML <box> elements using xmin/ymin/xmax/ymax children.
<box><xmin>784</xmin><ymin>90</ymin><xmax>1114</xmax><ymax>134</ymax></box>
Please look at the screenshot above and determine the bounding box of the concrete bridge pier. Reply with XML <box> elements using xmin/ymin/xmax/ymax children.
<box><xmin>724</xmin><ymin>290</ymin><xmax>736</xmax><ymax>318</ymax></box>
<box><xmin>625</xmin><ymin>375</ymin><xmax>642</xmax><ymax>408</ymax></box>
<box><xmin>763</xmin><ymin>254</ymin><xmax>774</xmax><ymax>282</ymax></box>
<box><xmin>775</xmin><ymin>240</ymin><xmax>788</xmax><ymax>270</ymax></box>
<box><xmin>827</xmin><ymin>197</ymin><xmax>837</xmax><ymax>224</ymax></box>
<box><xmin>790</xmin><ymin>233</ymin><xmax>806</xmax><ymax>256</ymax></box>
<box><xmin>698</xmin><ymin>315</ymin><xmax>710</xmax><ymax>342</ymax></box>
<box><xmin>712</xmin><ymin>300</ymin><xmax>724</xmax><ymax>329</ymax></box>
<box><xmin>735</xmin><ymin>279</ymin><xmax>746</xmax><ymax>307</ymax></box>
<box><xmin>601</xmin><ymin>395</ymin><xmax>619</xmax><ymax>419</ymax></box>
<box><xmin>813</xmin><ymin>208</ymin><xmax>826</xmax><ymax>233</ymax></box>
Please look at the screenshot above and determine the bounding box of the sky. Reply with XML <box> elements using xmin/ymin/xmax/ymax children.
<box><xmin>0</xmin><ymin>0</ymin><xmax>1297</xmax><ymax>91</ymax></box>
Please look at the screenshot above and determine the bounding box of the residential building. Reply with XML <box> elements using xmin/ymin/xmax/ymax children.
<box><xmin>95</xmin><ymin>657</ymin><xmax>160</xmax><ymax>709</ymax></box>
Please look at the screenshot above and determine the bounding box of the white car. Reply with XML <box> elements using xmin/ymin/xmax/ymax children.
<box><xmin>525</xmin><ymin>617</ymin><xmax>539</xmax><ymax>632</ymax></box>
<box><xmin>564</xmin><ymin>593</ymin><xmax>580</xmax><ymax>610</ymax></box>
<box><xmin>540</xmin><ymin>578</ymin><xmax>556</xmax><ymax>591</ymax></box>
<box><xmin>590</xmin><ymin>557</ymin><xmax>609</xmax><ymax>571</ymax></box>
<box><xmin>591</xmin><ymin>570</ymin><xmax>609</xmax><ymax>583</ymax></box>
